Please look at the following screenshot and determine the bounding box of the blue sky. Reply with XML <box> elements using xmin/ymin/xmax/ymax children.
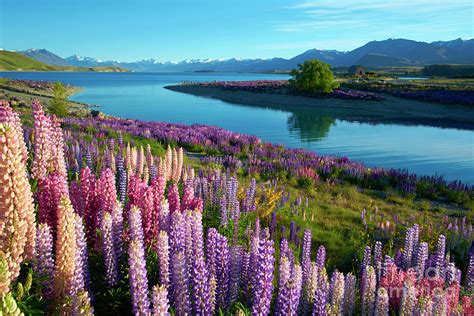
<box><xmin>0</xmin><ymin>0</ymin><xmax>472</xmax><ymax>62</ymax></box>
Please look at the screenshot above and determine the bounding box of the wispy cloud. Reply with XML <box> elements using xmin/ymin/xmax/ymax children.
<box><xmin>276</xmin><ymin>0</ymin><xmax>472</xmax><ymax>37</ymax></box>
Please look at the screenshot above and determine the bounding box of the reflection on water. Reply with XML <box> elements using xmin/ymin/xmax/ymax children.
<box><xmin>0</xmin><ymin>71</ymin><xmax>472</xmax><ymax>183</ymax></box>
<box><xmin>287</xmin><ymin>112</ymin><xmax>335</xmax><ymax>142</ymax></box>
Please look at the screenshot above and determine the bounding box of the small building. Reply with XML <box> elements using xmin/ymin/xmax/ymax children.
<box><xmin>348</xmin><ymin>65</ymin><xmax>366</xmax><ymax>77</ymax></box>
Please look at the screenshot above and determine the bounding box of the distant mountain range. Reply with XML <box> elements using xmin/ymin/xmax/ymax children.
<box><xmin>20</xmin><ymin>38</ymin><xmax>474</xmax><ymax>72</ymax></box>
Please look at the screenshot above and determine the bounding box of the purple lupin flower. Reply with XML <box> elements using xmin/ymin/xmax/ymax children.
<box><xmin>269</xmin><ymin>212</ymin><xmax>277</xmax><ymax>238</ymax></box>
<box><xmin>190</xmin><ymin>211</ymin><xmax>212</xmax><ymax>314</ymax></box>
<box><xmin>343</xmin><ymin>273</ymin><xmax>356</xmax><ymax>315</ymax></box>
<box><xmin>252</xmin><ymin>238</ymin><xmax>275</xmax><ymax>316</ymax></box>
<box><xmin>127</xmin><ymin>206</ymin><xmax>151</xmax><ymax>314</ymax></box>
<box><xmin>35</xmin><ymin>223</ymin><xmax>55</xmax><ymax>299</ymax></box>
<box><xmin>436</xmin><ymin>235</ymin><xmax>446</xmax><ymax>279</ymax></box>
<box><xmin>241</xmin><ymin>250</ymin><xmax>251</xmax><ymax>296</ymax></box>
<box><xmin>275</xmin><ymin>257</ymin><xmax>303</xmax><ymax>316</ymax></box>
<box><xmin>155</xmin><ymin>231</ymin><xmax>170</xmax><ymax>288</ymax></box>
<box><xmin>301</xmin><ymin>262</ymin><xmax>318</xmax><ymax>315</ymax></box>
<box><xmin>329</xmin><ymin>271</ymin><xmax>345</xmax><ymax>314</ymax></box>
<box><xmin>169</xmin><ymin>211</ymin><xmax>185</xmax><ymax>254</ymax></box>
<box><xmin>411</xmin><ymin>224</ymin><xmax>420</xmax><ymax>267</ymax></box>
<box><xmin>414</xmin><ymin>296</ymin><xmax>433</xmax><ymax>316</ymax></box>
<box><xmin>206</xmin><ymin>228</ymin><xmax>219</xmax><ymax>278</ymax></box>
<box><xmin>170</xmin><ymin>251</ymin><xmax>191</xmax><ymax>315</ymax></box>
<box><xmin>228</xmin><ymin>245</ymin><xmax>243</xmax><ymax>305</ymax></box>
<box><xmin>432</xmin><ymin>291</ymin><xmax>447</xmax><ymax>315</ymax></box>
<box><xmin>74</xmin><ymin>214</ymin><xmax>91</xmax><ymax>297</ymax></box>
<box><xmin>220</xmin><ymin>193</ymin><xmax>228</xmax><ymax>227</ymax></box>
<box><xmin>400</xmin><ymin>280</ymin><xmax>416</xmax><ymax>315</ymax></box>
<box><xmin>312</xmin><ymin>268</ymin><xmax>329</xmax><ymax>316</ymax></box>
<box><xmin>403</xmin><ymin>226</ymin><xmax>415</xmax><ymax>271</ymax></box>
<box><xmin>316</xmin><ymin>245</ymin><xmax>326</xmax><ymax>269</ymax></box>
<box><xmin>102</xmin><ymin>212</ymin><xmax>119</xmax><ymax>286</ymax></box>
<box><xmin>374</xmin><ymin>241</ymin><xmax>382</xmax><ymax>282</ymax></box>
<box><xmin>374</xmin><ymin>287</ymin><xmax>389</xmax><ymax>316</ymax></box>
<box><xmin>466</xmin><ymin>254</ymin><xmax>474</xmax><ymax>291</ymax></box>
<box><xmin>302</xmin><ymin>229</ymin><xmax>312</xmax><ymax>282</ymax></box>
<box><xmin>215</xmin><ymin>233</ymin><xmax>230</xmax><ymax>310</ymax></box>
<box><xmin>249</xmin><ymin>219</ymin><xmax>261</xmax><ymax>298</ymax></box>
<box><xmin>415</xmin><ymin>242</ymin><xmax>428</xmax><ymax>280</ymax></box>
<box><xmin>289</xmin><ymin>221</ymin><xmax>296</xmax><ymax>245</ymax></box>
<box><xmin>152</xmin><ymin>285</ymin><xmax>170</xmax><ymax>316</ymax></box>
<box><xmin>361</xmin><ymin>266</ymin><xmax>376</xmax><ymax>316</ymax></box>
<box><xmin>111</xmin><ymin>202</ymin><xmax>124</xmax><ymax>261</ymax></box>
<box><xmin>116</xmin><ymin>154</ymin><xmax>127</xmax><ymax>205</ymax></box>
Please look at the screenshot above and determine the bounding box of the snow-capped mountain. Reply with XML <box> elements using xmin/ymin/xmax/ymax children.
<box><xmin>23</xmin><ymin>38</ymin><xmax>474</xmax><ymax>72</ymax></box>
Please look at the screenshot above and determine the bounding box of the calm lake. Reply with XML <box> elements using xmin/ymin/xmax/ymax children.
<box><xmin>1</xmin><ymin>72</ymin><xmax>473</xmax><ymax>183</ymax></box>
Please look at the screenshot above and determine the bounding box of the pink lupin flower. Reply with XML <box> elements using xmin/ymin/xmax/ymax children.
<box><xmin>31</xmin><ymin>99</ymin><xmax>53</xmax><ymax>180</ymax></box>
<box><xmin>168</xmin><ymin>183</ymin><xmax>181</xmax><ymax>213</ymax></box>
<box><xmin>98</xmin><ymin>168</ymin><xmax>117</xmax><ymax>214</ymax></box>
<box><xmin>0</xmin><ymin>122</ymin><xmax>36</xmax><ymax>291</ymax></box>
<box><xmin>37</xmin><ymin>172</ymin><xmax>69</xmax><ymax>240</ymax></box>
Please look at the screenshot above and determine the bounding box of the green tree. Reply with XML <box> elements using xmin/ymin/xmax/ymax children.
<box><xmin>289</xmin><ymin>59</ymin><xmax>339</xmax><ymax>94</ymax></box>
<box><xmin>49</xmin><ymin>81</ymin><xmax>69</xmax><ymax>117</ymax></box>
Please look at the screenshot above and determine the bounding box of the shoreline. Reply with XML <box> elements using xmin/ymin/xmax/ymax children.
<box><xmin>165</xmin><ymin>84</ymin><xmax>474</xmax><ymax>130</ymax></box>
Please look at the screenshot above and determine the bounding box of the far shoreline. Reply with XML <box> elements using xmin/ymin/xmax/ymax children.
<box><xmin>165</xmin><ymin>84</ymin><xmax>474</xmax><ymax>131</ymax></box>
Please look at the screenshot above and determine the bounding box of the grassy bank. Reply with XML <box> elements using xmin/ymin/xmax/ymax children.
<box><xmin>165</xmin><ymin>83</ymin><xmax>474</xmax><ymax>130</ymax></box>
<box><xmin>0</xmin><ymin>77</ymin><xmax>93</xmax><ymax>119</ymax></box>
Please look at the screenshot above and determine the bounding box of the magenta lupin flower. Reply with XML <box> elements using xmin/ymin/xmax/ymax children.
<box><xmin>181</xmin><ymin>179</ymin><xmax>195</xmax><ymax>211</ymax></box>
<box><xmin>98</xmin><ymin>168</ymin><xmax>117</xmax><ymax>214</ymax></box>
<box><xmin>167</xmin><ymin>183</ymin><xmax>180</xmax><ymax>213</ymax></box>
<box><xmin>252</xmin><ymin>237</ymin><xmax>275</xmax><ymax>316</ymax></box>
<box><xmin>37</xmin><ymin>172</ymin><xmax>69</xmax><ymax>240</ymax></box>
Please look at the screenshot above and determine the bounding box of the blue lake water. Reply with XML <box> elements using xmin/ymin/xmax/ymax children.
<box><xmin>1</xmin><ymin>72</ymin><xmax>473</xmax><ymax>183</ymax></box>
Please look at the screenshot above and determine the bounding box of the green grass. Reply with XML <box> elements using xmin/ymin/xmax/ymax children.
<box><xmin>0</xmin><ymin>51</ymin><xmax>127</xmax><ymax>72</ymax></box>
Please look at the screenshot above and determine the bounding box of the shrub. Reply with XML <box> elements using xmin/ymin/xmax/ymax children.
<box><xmin>48</xmin><ymin>82</ymin><xmax>69</xmax><ymax>117</ymax></box>
<box><xmin>289</xmin><ymin>59</ymin><xmax>339</xmax><ymax>94</ymax></box>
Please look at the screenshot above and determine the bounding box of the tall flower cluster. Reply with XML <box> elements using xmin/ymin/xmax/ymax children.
<box><xmin>127</xmin><ymin>206</ymin><xmax>151</xmax><ymax>314</ymax></box>
<box><xmin>252</xmin><ymin>237</ymin><xmax>275</xmax><ymax>315</ymax></box>
<box><xmin>0</xmin><ymin>118</ymin><xmax>36</xmax><ymax>291</ymax></box>
<box><xmin>54</xmin><ymin>196</ymin><xmax>79</xmax><ymax>310</ymax></box>
<box><xmin>35</xmin><ymin>224</ymin><xmax>55</xmax><ymax>299</ymax></box>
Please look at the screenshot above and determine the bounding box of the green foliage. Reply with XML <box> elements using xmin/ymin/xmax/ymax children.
<box><xmin>289</xmin><ymin>59</ymin><xmax>339</xmax><ymax>94</ymax></box>
<box><xmin>48</xmin><ymin>82</ymin><xmax>69</xmax><ymax>117</ymax></box>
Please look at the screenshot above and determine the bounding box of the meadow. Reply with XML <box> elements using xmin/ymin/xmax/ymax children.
<box><xmin>0</xmin><ymin>91</ymin><xmax>473</xmax><ymax>315</ymax></box>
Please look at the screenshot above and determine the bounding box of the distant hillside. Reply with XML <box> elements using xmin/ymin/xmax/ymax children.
<box><xmin>0</xmin><ymin>50</ymin><xmax>128</xmax><ymax>72</ymax></box>
<box><xmin>21</xmin><ymin>48</ymin><xmax>71</xmax><ymax>66</ymax></box>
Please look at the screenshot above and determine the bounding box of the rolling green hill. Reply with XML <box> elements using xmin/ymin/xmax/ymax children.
<box><xmin>0</xmin><ymin>50</ymin><xmax>127</xmax><ymax>72</ymax></box>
